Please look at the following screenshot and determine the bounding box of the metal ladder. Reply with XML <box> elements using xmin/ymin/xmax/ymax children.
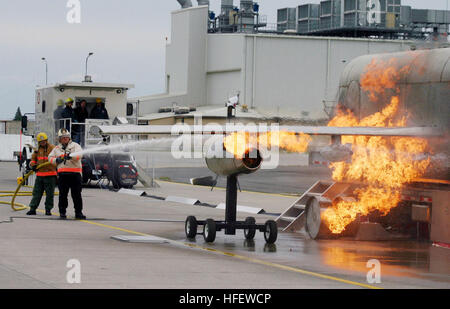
<box><xmin>275</xmin><ymin>180</ymin><xmax>353</xmax><ymax>233</ymax></box>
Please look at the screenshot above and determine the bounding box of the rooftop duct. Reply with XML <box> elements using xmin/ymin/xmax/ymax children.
<box><xmin>177</xmin><ymin>0</ymin><xmax>193</xmax><ymax>8</ymax></box>
<box><xmin>217</xmin><ymin>0</ymin><xmax>235</xmax><ymax>30</ymax></box>
<box><xmin>221</xmin><ymin>0</ymin><xmax>234</xmax><ymax>13</ymax></box>
<box><xmin>240</xmin><ymin>0</ymin><xmax>253</xmax><ymax>12</ymax></box>
<box><xmin>239</xmin><ymin>0</ymin><xmax>255</xmax><ymax>33</ymax></box>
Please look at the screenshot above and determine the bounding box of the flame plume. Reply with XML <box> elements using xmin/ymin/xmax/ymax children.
<box><xmin>224</xmin><ymin>131</ymin><xmax>311</xmax><ymax>159</ymax></box>
<box><xmin>323</xmin><ymin>58</ymin><xmax>432</xmax><ymax>234</ymax></box>
<box><xmin>222</xmin><ymin>57</ymin><xmax>433</xmax><ymax>236</ymax></box>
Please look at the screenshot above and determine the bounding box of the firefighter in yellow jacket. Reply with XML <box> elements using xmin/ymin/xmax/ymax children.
<box><xmin>49</xmin><ymin>128</ymin><xmax>86</xmax><ymax>220</ymax></box>
<box><xmin>27</xmin><ymin>133</ymin><xmax>57</xmax><ymax>216</ymax></box>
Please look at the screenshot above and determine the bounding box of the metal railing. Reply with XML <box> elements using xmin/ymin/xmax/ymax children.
<box><xmin>55</xmin><ymin>118</ymin><xmax>112</xmax><ymax>148</ymax></box>
<box><xmin>259</xmin><ymin>22</ymin><xmax>297</xmax><ymax>33</ymax></box>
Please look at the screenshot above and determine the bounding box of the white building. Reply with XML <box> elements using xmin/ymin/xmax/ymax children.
<box><xmin>135</xmin><ymin>5</ymin><xmax>411</xmax><ymax>122</ymax></box>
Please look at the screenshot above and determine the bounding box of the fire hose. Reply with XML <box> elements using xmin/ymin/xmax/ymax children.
<box><xmin>0</xmin><ymin>162</ymin><xmax>58</xmax><ymax>211</ymax></box>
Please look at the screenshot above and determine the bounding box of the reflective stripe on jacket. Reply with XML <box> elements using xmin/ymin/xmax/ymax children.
<box><xmin>31</xmin><ymin>143</ymin><xmax>57</xmax><ymax>177</ymax></box>
<box><xmin>48</xmin><ymin>141</ymin><xmax>83</xmax><ymax>174</ymax></box>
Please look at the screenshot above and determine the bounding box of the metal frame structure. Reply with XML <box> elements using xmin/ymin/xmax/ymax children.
<box><xmin>185</xmin><ymin>174</ymin><xmax>278</xmax><ymax>244</ymax></box>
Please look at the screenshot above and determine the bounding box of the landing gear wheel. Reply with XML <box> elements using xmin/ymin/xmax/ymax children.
<box><xmin>111</xmin><ymin>177</ymin><xmax>120</xmax><ymax>189</ymax></box>
<box><xmin>264</xmin><ymin>220</ymin><xmax>278</xmax><ymax>244</ymax></box>
<box><xmin>185</xmin><ymin>216</ymin><xmax>198</xmax><ymax>239</ymax></box>
<box><xmin>244</xmin><ymin>217</ymin><xmax>256</xmax><ymax>240</ymax></box>
<box><xmin>203</xmin><ymin>219</ymin><xmax>216</xmax><ymax>243</ymax></box>
<box><xmin>305</xmin><ymin>197</ymin><xmax>329</xmax><ymax>239</ymax></box>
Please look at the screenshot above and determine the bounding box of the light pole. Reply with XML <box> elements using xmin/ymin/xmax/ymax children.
<box><xmin>41</xmin><ymin>57</ymin><xmax>48</xmax><ymax>85</ymax></box>
<box><xmin>84</xmin><ymin>52</ymin><xmax>94</xmax><ymax>82</ymax></box>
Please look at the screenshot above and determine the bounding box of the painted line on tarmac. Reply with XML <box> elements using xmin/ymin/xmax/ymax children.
<box><xmin>77</xmin><ymin>217</ymin><xmax>381</xmax><ymax>290</ymax></box>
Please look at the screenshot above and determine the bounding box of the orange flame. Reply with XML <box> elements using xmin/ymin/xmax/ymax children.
<box><xmin>223</xmin><ymin>57</ymin><xmax>432</xmax><ymax>236</ymax></box>
<box><xmin>360</xmin><ymin>58</ymin><xmax>410</xmax><ymax>102</ymax></box>
<box><xmin>322</xmin><ymin>58</ymin><xmax>431</xmax><ymax>234</ymax></box>
<box><xmin>224</xmin><ymin>131</ymin><xmax>311</xmax><ymax>158</ymax></box>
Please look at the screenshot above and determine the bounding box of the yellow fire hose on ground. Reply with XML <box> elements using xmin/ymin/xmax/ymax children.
<box><xmin>0</xmin><ymin>162</ymin><xmax>58</xmax><ymax>211</ymax></box>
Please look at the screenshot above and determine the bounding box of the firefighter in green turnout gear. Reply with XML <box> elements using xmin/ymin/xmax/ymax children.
<box><xmin>27</xmin><ymin>132</ymin><xmax>57</xmax><ymax>216</ymax></box>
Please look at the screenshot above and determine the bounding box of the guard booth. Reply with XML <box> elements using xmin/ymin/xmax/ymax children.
<box><xmin>34</xmin><ymin>82</ymin><xmax>136</xmax><ymax>146</ymax></box>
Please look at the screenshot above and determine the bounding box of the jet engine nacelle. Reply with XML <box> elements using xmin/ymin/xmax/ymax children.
<box><xmin>205</xmin><ymin>146</ymin><xmax>262</xmax><ymax>177</ymax></box>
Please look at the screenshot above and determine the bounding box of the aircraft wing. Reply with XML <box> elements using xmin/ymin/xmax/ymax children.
<box><xmin>90</xmin><ymin>125</ymin><xmax>443</xmax><ymax>137</ymax></box>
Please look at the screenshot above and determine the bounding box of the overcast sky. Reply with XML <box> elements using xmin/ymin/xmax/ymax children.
<box><xmin>0</xmin><ymin>0</ymin><xmax>447</xmax><ymax>119</ymax></box>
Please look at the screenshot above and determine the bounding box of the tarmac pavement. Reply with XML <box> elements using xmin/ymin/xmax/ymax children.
<box><xmin>0</xmin><ymin>162</ymin><xmax>449</xmax><ymax>289</ymax></box>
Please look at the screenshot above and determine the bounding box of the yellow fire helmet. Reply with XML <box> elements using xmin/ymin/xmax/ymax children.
<box><xmin>36</xmin><ymin>132</ymin><xmax>48</xmax><ymax>142</ymax></box>
<box><xmin>65</xmin><ymin>97</ymin><xmax>74</xmax><ymax>104</ymax></box>
<box><xmin>56</xmin><ymin>99</ymin><xmax>64</xmax><ymax>107</ymax></box>
<box><xmin>96</xmin><ymin>98</ymin><xmax>102</xmax><ymax>103</ymax></box>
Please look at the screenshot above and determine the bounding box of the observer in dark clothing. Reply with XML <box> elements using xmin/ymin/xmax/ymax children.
<box><xmin>74</xmin><ymin>100</ymin><xmax>89</xmax><ymax>123</ymax></box>
<box><xmin>74</xmin><ymin>100</ymin><xmax>89</xmax><ymax>147</ymax></box>
<box><xmin>90</xmin><ymin>98</ymin><xmax>109</xmax><ymax>120</ymax></box>
<box><xmin>61</xmin><ymin>98</ymin><xmax>76</xmax><ymax>132</ymax></box>
<box><xmin>54</xmin><ymin>99</ymin><xmax>64</xmax><ymax>120</ymax></box>
<box><xmin>54</xmin><ymin>99</ymin><xmax>65</xmax><ymax>132</ymax></box>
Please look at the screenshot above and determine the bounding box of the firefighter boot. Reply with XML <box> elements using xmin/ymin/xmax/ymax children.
<box><xmin>26</xmin><ymin>209</ymin><xmax>37</xmax><ymax>216</ymax></box>
<box><xmin>75</xmin><ymin>213</ymin><xmax>86</xmax><ymax>220</ymax></box>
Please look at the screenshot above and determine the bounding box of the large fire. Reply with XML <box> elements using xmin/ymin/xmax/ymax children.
<box><xmin>223</xmin><ymin>57</ymin><xmax>432</xmax><ymax>236</ymax></box>
<box><xmin>359</xmin><ymin>58</ymin><xmax>411</xmax><ymax>102</ymax></box>
<box><xmin>323</xmin><ymin>58</ymin><xmax>431</xmax><ymax>234</ymax></box>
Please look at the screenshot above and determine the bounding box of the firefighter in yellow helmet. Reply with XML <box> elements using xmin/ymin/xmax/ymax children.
<box><xmin>90</xmin><ymin>98</ymin><xmax>109</xmax><ymax>119</ymax></box>
<box><xmin>27</xmin><ymin>132</ymin><xmax>57</xmax><ymax>216</ymax></box>
<box><xmin>54</xmin><ymin>99</ymin><xmax>65</xmax><ymax>120</ymax></box>
<box><xmin>61</xmin><ymin>97</ymin><xmax>76</xmax><ymax>133</ymax></box>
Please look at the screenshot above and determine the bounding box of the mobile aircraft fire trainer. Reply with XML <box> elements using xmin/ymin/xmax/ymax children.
<box><xmin>90</xmin><ymin>48</ymin><xmax>449</xmax><ymax>245</ymax></box>
<box><xmin>90</xmin><ymin>123</ymin><xmax>444</xmax><ymax>244</ymax></box>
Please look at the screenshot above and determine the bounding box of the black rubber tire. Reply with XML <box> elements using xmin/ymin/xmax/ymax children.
<box><xmin>244</xmin><ymin>217</ymin><xmax>256</xmax><ymax>240</ymax></box>
<box><xmin>264</xmin><ymin>220</ymin><xmax>278</xmax><ymax>244</ymax></box>
<box><xmin>110</xmin><ymin>175</ymin><xmax>120</xmax><ymax>189</ymax></box>
<box><xmin>82</xmin><ymin>174</ymin><xmax>90</xmax><ymax>186</ymax></box>
<box><xmin>185</xmin><ymin>216</ymin><xmax>198</xmax><ymax>239</ymax></box>
<box><xmin>203</xmin><ymin>219</ymin><xmax>216</xmax><ymax>243</ymax></box>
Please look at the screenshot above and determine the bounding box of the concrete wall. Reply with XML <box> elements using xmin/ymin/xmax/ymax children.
<box><xmin>139</xmin><ymin>6</ymin><xmax>209</xmax><ymax>116</ymax></box>
<box><xmin>135</xmin><ymin>5</ymin><xmax>410</xmax><ymax>120</ymax></box>
<box><xmin>166</xmin><ymin>9</ymin><xmax>190</xmax><ymax>95</ymax></box>
<box><xmin>0</xmin><ymin>134</ymin><xmax>33</xmax><ymax>161</ymax></box>
<box><xmin>186</xmin><ymin>6</ymin><xmax>208</xmax><ymax>108</ymax></box>
<box><xmin>242</xmin><ymin>35</ymin><xmax>409</xmax><ymax>119</ymax></box>
<box><xmin>0</xmin><ymin>121</ymin><xmax>35</xmax><ymax>135</ymax></box>
<box><xmin>206</xmin><ymin>35</ymin><xmax>244</xmax><ymax>106</ymax></box>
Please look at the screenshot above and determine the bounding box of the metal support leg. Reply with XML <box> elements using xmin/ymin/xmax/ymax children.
<box><xmin>331</xmin><ymin>134</ymin><xmax>342</xmax><ymax>145</ymax></box>
<box><xmin>225</xmin><ymin>175</ymin><xmax>238</xmax><ymax>235</ymax></box>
